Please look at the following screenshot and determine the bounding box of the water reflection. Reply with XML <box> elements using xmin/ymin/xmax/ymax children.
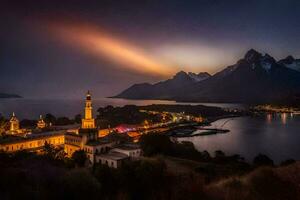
<box><xmin>266</xmin><ymin>113</ymin><xmax>293</xmax><ymax>125</ymax></box>
<box><xmin>178</xmin><ymin>115</ymin><xmax>300</xmax><ymax>163</ymax></box>
<box><xmin>283</xmin><ymin>113</ymin><xmax>287</xmax><ymax>124</ymax></box>
<box><xmin>267</xmin><ymin>113</ymin><xmax>272</xmax><ymax>123</ymax></box>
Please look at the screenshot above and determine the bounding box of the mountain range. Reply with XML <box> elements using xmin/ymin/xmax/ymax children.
<box><xmin>114</xmin><ymin>49</ymin><xmax>300</xmax><ymax>103</ymax></box>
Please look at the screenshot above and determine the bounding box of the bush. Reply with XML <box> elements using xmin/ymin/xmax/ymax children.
<box><xmin>71</xmin><ymin>150</ymin><xmax>87</xmax><ymax>167</ymax></box>
<box><xmin>140</xmin><ymin>133</ymin><xmax>172</xmax><ymax>156</ymax></box>
<box><xmin>247</xmin><ymin>168</ymin><xmax>297</xmax><ymax>200</ymax></box>
<box><xmin>62</xmin><ymin>169</ymin><xmax>101</xmax><ymax>199</ymax></box>
<box><xmin>253</xmin><ymin>154</ymin><xmax>274</xmax><ymax>167</ymax></box>
<box><xmin>280</xmin><ymin>159</ymin><xmax>296</xmax><ymax>166</ymax></box>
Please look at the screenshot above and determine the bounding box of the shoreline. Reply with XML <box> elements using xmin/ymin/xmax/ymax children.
<box><xmin>167</xmin><ymin>114</ymin><xmax>241</xmax><ymax>138</ymax></box>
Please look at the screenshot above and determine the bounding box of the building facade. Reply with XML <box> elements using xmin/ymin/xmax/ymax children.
<box><xmin>9</xmin><ymin>112</ymin><xmax>20</xmax><ymax>134</ymax></box>
<box><xmin>0</xmin><ymin>131</ymin><xmax>65</xmax><ymax>152</ymax></box>
<box><xmin>81</xmin><ymin>91</ymin><xmax>95</xmax><ymax>129</ymax></box>
<box><xmin>0</xmin><ymin>91</ymin><xmax>142</xmax><ymax>168</ymax></box>
<box><xmin>37</xmin><ymin>115</ymin><xmax>46</xmax><ymax>129</ymax></box>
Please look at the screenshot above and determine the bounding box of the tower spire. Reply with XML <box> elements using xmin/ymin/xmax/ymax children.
<box><xmin>82</xmin><ymin>90</ymin><xmax>95</xmax><ymax>129</ymax></box>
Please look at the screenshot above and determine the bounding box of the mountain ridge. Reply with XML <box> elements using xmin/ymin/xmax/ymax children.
<box><xmin>114</xmin><ymin>49</ymin><xmax>300</xmax><ymax>103</ymax></box>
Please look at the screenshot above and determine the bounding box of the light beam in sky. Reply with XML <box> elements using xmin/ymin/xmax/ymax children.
<box><xmin>49</xmin><ymin>23</ymin><xmax>176</xmax><ymax>76</ymax></box>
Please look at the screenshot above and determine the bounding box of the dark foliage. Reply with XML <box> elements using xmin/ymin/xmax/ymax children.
<box><xmin>71</xmin><ymin>150</ymin><xmax>87</xmax><ymax>167</ymax></box>
<box><xmin>55</xmin><ymin>117</ymin><xmax>73</xmax><ymax>126</ymax></box>
<box><xmin>96</xmin><ymin>105</ymin><xmax>163</xmax><ymax>128</ymax></box>
<box><xmin>280</xmin><ymin>159</ymin><xmax>296</xmax><ymax>166</ymax></box>
<box><xmin>43</xmin><ymin>113</ymin><xmax>75</xmax><ymax>126</ymax></box>
<box><xmin>247</xmin><ymin>168</ymin><xmax>297</xmax><ymax>200</ymax></box>
<box><xmin>20</xmin><ymin>119</ymin><xmax>37</xmax><ymax>128</ymax></box>
<box><xmin>44</xmin><ymin>113</ymin><xmax>56</xmax><ymax>124</ymax></box>
<box><xmin>253</xmin><ymin>154</ymin><xmax>274</xmax><ymax>166</ymax></box>
<box><xmin>74</xmin><ymin>114</ymin><xmax>82</xmax><ymax>124</ymax></box>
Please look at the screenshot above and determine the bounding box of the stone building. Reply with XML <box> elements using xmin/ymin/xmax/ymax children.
<box><xmin>96</xmin><ymin>144</ymin><xmax>142</xmax><ymax>168</ymax></box>
<box><xmin>81</xmin><ymin>91</ymin><xmax>95</xmax><ymax>129</ymax></box>
<box><xmin>0</xmin><ymin>91</ymin><xmax>142</xmax><ymax>168</ymax></box>
<box><xmin>37</xmin><ymin>115</ymin><xmax>46</xmax><ymax>129</ymax></box>
<box><xmin>9</xmin><ymin>112</ymin><xmax>20</xmax><ymax>134</ymax></box>
<box><xmin>0</xmin><ymin>131</ymin><xmax>65</xmax><ymax>152</ymax></box>
<box><xmin>64</xmin><ymin>91</ymin><xmax>142</xmax><ymax>166</ymax></box>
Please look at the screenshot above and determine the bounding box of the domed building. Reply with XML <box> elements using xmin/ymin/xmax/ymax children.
<box><xmin>9</xmin><ymin>112</ymin><xmax>20</xmax><ymax>134</ymax></box>
<box><xmin>37</xmin><ymin>115</ymin><xmax>46</xmax><ymax>129</ymax></box>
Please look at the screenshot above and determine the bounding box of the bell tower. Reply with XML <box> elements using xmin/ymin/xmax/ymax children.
<box><xmin>9</xmin><ymin>112</ymin><xmax>20</xmax><ymax>133</ymax></box>
<box><xmin>81</xmin><ymin>91</ymin><xmax>95</xmax><ymax>129</ymax></box>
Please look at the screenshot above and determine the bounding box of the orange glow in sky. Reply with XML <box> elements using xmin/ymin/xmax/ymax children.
<box><xmin>50</xmin><ymin>24</ymin><xmax>176</xmax><ymax>76</ymax></box>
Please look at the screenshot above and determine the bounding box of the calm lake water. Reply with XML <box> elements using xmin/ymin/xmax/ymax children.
<box><xmin>0</xmin><ymin>98</ymin><xmax>243</xmax><ymax>119</ymax></box>
<box><xmin>177</xmin><ymin>114</ymin><xmax>300</xmax><ymax>163</ymax></box>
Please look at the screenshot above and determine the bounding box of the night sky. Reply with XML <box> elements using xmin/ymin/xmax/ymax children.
<box><xmin>1</xmin><ymin>0</ymin><xmax>300</xmax><ymax>98</ymax></box>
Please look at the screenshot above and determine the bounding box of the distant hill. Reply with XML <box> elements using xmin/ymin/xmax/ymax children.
<box><xmin>114</xmin><ymin>49</ymin><xmax>300</xmax><ymax>103</ymax></box>
<box><xmin>0</xmin><ymin>93</ymin><xmax>22</xmax><ymax>98</ymax></box>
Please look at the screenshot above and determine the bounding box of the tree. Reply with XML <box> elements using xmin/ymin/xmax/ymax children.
<box><xmin>280</xmin><ymin>159</ymin><xmax>295</xmax><ymax>166</ymax></box>
<box><xmin>55</xmin><ymin>117</ymin><xmax>72</xmax><ymax>125</ymax></box>
<box><xmin>71</xmin><ymin>150</ymin><xmax>87</xmax><ymax>167</ymax></box>
<box><xmin>140</xmin><ymin>133</ymin><xmax>173</xmax><ymax>156</ymax></box>
<box><xmin>74</xmin><ymin>114</ymin><xmax>82</xmax><ymax>124</ymax></box>
<box><xmin>62</xmin><ymin>169</ymin><xmax>101</xmax><ymax>199</ymax></box>
<box><xmin>45</xmin><ymin>113</ymin><xmax>56</xmax><ymax>125</ymax></box>
<box><xmin>20</xmin><ymin>119</ymin><xmax>37</xmax><ymax>128</ymax></box>
<box><xmin>253</xmin><ymin>154</ymin><xmax>274</xmax><ymax>166</ymax></box>
<box><xmin>42</xmin><ymin>141</ymin><xmax>66</xmax><ymax>160</ymax></box>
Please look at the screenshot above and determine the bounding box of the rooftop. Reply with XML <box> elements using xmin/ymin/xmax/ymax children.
<box><xmin>96</xmin><ymin>152</ymin><xmax>128</xmax><ymax>161</ymax></box>
<box><xmin>85</xmin><ymin>140</ymin><xmax>113</xmax><ymax>146</ymax></box>
<box><xmin>0</xmin><ymin>130</ymin><xmax>65</xmax><ymax>145</ymax></box>
<box><xmin>114</xmin><ymin>143</ymin><xmax>141</xmax><ymax>151</ymax></box>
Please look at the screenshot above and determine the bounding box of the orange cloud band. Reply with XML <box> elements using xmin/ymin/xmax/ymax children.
<box><xmin>50</xmin><ymin>23</ymin><xmax>174</xmax><ymax>76</ymax></box>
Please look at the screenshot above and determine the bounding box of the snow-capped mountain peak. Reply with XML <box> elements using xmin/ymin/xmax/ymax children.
<box><xmin>188</xmin><ymin>72</ymin><xmax>211</xmax><ymax>82</ymax></box>
<box><xmin>279</xmin><ymin>56</ymin><xmax>300</xmax><ymax>72</ymax></box>
<box><xmin>260</xmin><ymin>54</ymin><xmax>276</xmax><ymax>72</ymax></box>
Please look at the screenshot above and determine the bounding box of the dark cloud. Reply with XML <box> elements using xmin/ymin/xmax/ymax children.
<box><xmin>1</xmin><ymin>0</ymin><xmax>300</xmax><ymax>98</ymax></box>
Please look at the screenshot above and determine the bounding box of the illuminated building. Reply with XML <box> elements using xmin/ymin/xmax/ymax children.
<box><xmin>9</xmin><ymin>112</ymin><xmax>20</xmax><ymax>133</ymax></box>
<box><xmin>81</xmin><ymin>91</ymin><xmax>95</xmax><ymax>129</ymax></box>
<box><xmin>95</xmin><ymin>144</ymin><xmax>142</xmax><ymax>168</ymax></box>
<box><xmin>115</xmin><ymin>124</ymin><xmax>139</xmax><ymax>133</ymax></box>
<box><xmin>64</xmin><ymin>91</ymin><xmax>141</xmax><ymax>166</ymax></box>
<box><xmin>193</xmin><ymin>116</ymin><xmax>204</xmax><ymax>123</ymax></box>
<box><xmin>0</xmin><ymin>91</ymin><xmax>141</xmax><ymax>168</ymax></box>
<box><xmin>64</xmin><ymin>91</ymin><xmax>110</xmax><ymax>162</ymax></box>
<box><xmin>37</xmin><ymin>115</ymin><xmax>46</xmax><ymax>129</ymax></box>
<box><xmin>0</xmin><ymin>131</ymin><xmax>65</xmax><ymax>152</ymax></box>
<box><xmin>6</xmin><ymin>112</ymin><xmax>26</xmax><ymax>135</ymax></box>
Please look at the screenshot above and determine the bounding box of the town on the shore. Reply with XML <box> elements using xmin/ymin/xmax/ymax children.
<box><xmin>0</xmin><ymin>91</ymin><xmax>225</xmax><ymax>168</ymax></box>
